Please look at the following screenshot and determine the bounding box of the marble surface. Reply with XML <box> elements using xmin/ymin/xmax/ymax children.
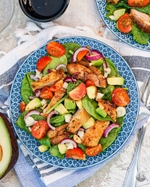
<box><xmin>0</xmin><ymin>0</ymin><xmax>150</xmax><ymax>187</ymax></box>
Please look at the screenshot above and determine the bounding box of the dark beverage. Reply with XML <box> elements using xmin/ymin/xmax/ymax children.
<box><xmin>19</xmin><ymin>0</ymin><xmax>69</xmax><ymax>22</ymax></box>
<box><xmin>31</xmin><ymin>0</ymin><xmax>65</xmax><ymax>17</ymax></box>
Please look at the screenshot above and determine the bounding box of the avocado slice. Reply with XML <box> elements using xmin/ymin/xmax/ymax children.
<box><xmin>107</xmin><ymin>77</ymin><xmax>124</xmax><ymax>85</ymax></box>
<box><xmin>64</xmin><ymin>98</ymin><xmax>76</xmax><ymax>110</ymax></box>
<box><xmin>0</xmin><ymin>113</ymin><xmax>18</xmax><ymax>179</ymax></box>
<box><xmin>25</xmin><ymin>98</ymin><xmax>42</xmax><ymax>111</ymax></box>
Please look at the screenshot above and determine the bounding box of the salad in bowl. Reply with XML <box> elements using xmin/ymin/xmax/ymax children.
<box><xmin>16</xmin><ymin>40</ymin><xmax>131</xmax><ymax>161</ymax></box>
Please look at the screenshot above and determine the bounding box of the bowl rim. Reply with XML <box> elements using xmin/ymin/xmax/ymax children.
<box><xmin>18</xmin><ymin>0</ymin><xmax>70</xmax><ymax>22</ymax></box>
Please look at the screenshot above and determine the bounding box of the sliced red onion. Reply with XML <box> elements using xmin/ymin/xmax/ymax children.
<box><xmin>47</xmin><ymin>69</ymin><xmax>52</xmax><ymax>74</ymax></box>
<box><xmin>103</xmin><ymin>123</ymin><xmax>119</xmax><ymax>138</ymax></box>
<box><xmin>64</xmin><ymin>77</ymin><xmax>73</xmax><ymax>82</ymax></box>
<box><xmin>34</xmin><ymin>89</ymin><xmax>41</xmax><ymax>97</ymax></box>
<box><xmin>72</xmin><ymin>47</ymin><xmax>90</xmax><ymax>62</ymax></box>
<box><xmin>60</xmin><ymin>138</ymin><xmax>77</xmax><ymax>148</ymax></box>
<box><xmin>56</xmin><ymin>64</ymin><xmax>67</xmax><ymax>72</ymax></box>
<box><xmin>29</xmin><ymin>96</ymin><xmax>37</xmax><ymax>100</ymax></box>
<box><xmin>30</xmin><ymin>74</ymin><xmax>39</xmax><ymax>81</ymax></box>
<box><xmin>24</xmin><ymin>110</ymin><xmax>40</xmax><ymax>120</ymax></box>
<box><xmin>85</xmin><ymin>50</ymin><xmax>104</xmax><ymax>61</ymax></box>
<box><xmin>47</xmin><ymin>110</ymin><xmax>58</xmax><ymax>130</ymax></box>
<box><xmin>71</xmin><ymin>72</ymin><xmax>79</xmax><ymax>83</ymax></box>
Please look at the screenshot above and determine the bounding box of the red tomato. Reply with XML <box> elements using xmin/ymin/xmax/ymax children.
<box><xmin>19</xmin><ymin>101</ymin><xmax>26</xmax><ymax>112</ymax></box>
<box><xmin>85</xmin><ymin>80</ymin><xmax>95</xmax><ymax>87</ymax></box>
<box><xmin>77</xmin><ymin>49</ymin><xmax>89</xmax><ymax>61</ymax></box>
<box><xmin>36</xmin><ymin>56</ymin><xmax>52</xmax><ymax>72</ymax></box>
<box><xmin>66</xmin><ymin>148</ymin><xmax>85</xmax><ymax>160</ymax></box>
<box><xmin>128</xmin><ymin>0</ymin><xmax>149</xmax><ymax>7</ymax></box>
<box><xmin>85</xmin><ymin>144</ymin><xmax>102</xmax><ymax>156</ymax></box>
<box><xmin>50</xmin><ymin>80</ymin><xmax>63</xmax><ymax>92</ymax></box>
<box><xmin>69</xmin><ymin>83</ymin><xmax>87</xmax><ymax>101</ymax></box>
<box><xmin>117</xmin><ymin>13</ymin><xmax>132</xmax><ymax>33</ymax></box>
<box><xmin>112</xmin><ymin>88</ymin><xmax>130</xmax><ymax>107</ymax></box>
<box><xmin>46</xmin><ymin>41</ymin><xmax>66</xmax><ymax>57</ymax></box>
<box><xmin>31</xmin><ymin>120</ymin><xmax>49</xmax><ymax>140</ymax></box>
<box><xmin>40</xmin><ymin>86</ymin><xmax>53</xmax><ymax>100</ymax></box>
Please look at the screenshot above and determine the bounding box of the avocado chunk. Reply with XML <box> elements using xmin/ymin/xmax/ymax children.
<box><xmin>114</xmin><ymin>9</ymin><xmax>126</xmax><ymax>20</ymax></box>
<box><xmin>55</xmin><ymin>104</ymin><xmax>68</xmax><ymax>115</ymax></box>
<box><xmin>25</xmin><ymin>98</ymin><xmax>42</xmax><ymax>111</ymax></box>
<box><xmin>64</xmin><ymin>98</ymin><xmax>76</xmax><ymax>110</ymax></box>
<box><xmin>107</xmin><ymin>77</ymin><xmax>124</xmax><ymax>85</ymax></box>
<box><xmin>96</xmin><ymin>107</ymin><xmax>107</xmax><ymax>118</ymax></box>
<box><xmin>0</xmin><ymin>113</ymin><xmax>18</xmax><ymax>179</ymax></box>
<box><xmin>82</xmin><ymin>117</ymin><xmax>95</xmax><ymax>129</ymax></box>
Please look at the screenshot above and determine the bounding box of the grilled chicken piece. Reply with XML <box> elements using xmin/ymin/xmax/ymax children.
<box><xmin>67</xmin><ymin>62</ymin><xmax>106</xmax><ymax>88</ymax></box>
<box><xmin>31</xmin><ymin>69</ymin><xmax>66</xmax><ymax>91</ymax></box>
<box><xmin>47</xmin><ymin>123</ymin><xmax>68</xmax><ymax>139</ymax></box>
<box><xmin>88</xmin><ymin>66</ymin><xmax>107</xmax><ymax>88</ymax></box>
<box><xmin>67</xmin><ymin>108</ymin><xmax>90</xmax><ymax>134</ymax></box>
<box><xmin>45</xmin><ymin>88</ymin><xmax>66</xmax><ymax>113</ymax></box>
<box><xmin>82</xmin><ymin>120</ymin><xmax>110</xmax><ymax>147</ymax></box>
<box><xmin>130</xmin><ymin>9</ymin><xmax>150</xmax><ymax>34</ymax></box>
<box><xmin>51</xmin><ymin>131</ymin><xmax>70</xmax><ymax>145</ymax></box>
<box><xmin>67</xmin><ymin>63</ymin><xmax>92</xmax><ymax>81</ymax></box>
<box><xmin>98</xmin><ymin>99</ymin><xmax>116</xmax><ymax>122</ymax></box>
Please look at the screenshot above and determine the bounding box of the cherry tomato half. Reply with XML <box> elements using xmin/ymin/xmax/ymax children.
<box><xmin>128</xmin><ymin>0</ymin><xmax>149</xmax><ymax>7</ymax></box>
<box><xmin>66</xmin><ymin>148</ymin><xmax>85</xmax><ymax>160</ymax></box>
<box><xmin>112</xmin><ymin>88</ymin><xmax>130</xmax><ymax>107</ymax></box>
<box><xmin>50</xmin><ymin>80</ymin><xmax>64</xmax><ymax>92</ymax></box>
<box><xmin>117</xmin><ymin>13</ymin><xmax>132</xmax><ymax>33</ymax></box>
<box><xmin>69</xmin><ymin>83</ymin><xmax>87</xmax><ymax>101</ymax></box>
<box><xmin>31</xmin><ymin>120</ymin><xmax>49</xmax><ymax>140</ymax></box>
<box><xmin>85</xmin><ymin>80</ymin><xmax>95</xmax><ymax>87</ymax></box>
<box><xmin>85</xmin><ymin>144</ymin><xmax>102</xmax><ymax>156</ymax></box>
<box><xmin>46</xmin><ymin>41</ymin><xmax>66</xmax><ymax>57</ymax></box>
<box><xmin>36</xmin><ymin>56</ymin><xmax>52</xmax><ymax>72</ymax></box>
<box><xmin>40</xmin><ymin>86</ymin><xmax>53</xmax><ymax>100</ymax></box>
<box><xmin>19</xmin><ymin>101</ymin><xmax>26</xmax><ymax>112</ymax></box>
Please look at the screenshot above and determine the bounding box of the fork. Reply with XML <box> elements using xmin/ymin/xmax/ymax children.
<box><xmin>122</xmin><ymin>76</ymin><xmax>150</xmax><ymax>187</ymax></box>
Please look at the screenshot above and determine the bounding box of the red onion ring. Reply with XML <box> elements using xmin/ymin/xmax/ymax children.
<box><xmin>47</xmin><ymin>110</ymin><xmax>58</xmax><ymax>130</ymax></box>
<box><xmin>85</xmin><ymin>50</ymin><xmax>104</xmax><ymax>61</ymax></box>
<box><xmin>24</xmin><ymin>110</ymin><xmax>40</xmax><ymax>120</ymax></box>
<box><xmin>72</xmin><ymin>47</ymin><xmax>90</xmax><ymax>62</ymax></box>
<box><xmin>103</xmin><ymin>123</ymin><xmax>119</xmax><ymax>138</ymax></box>
<box><xmin>60</xmin><ymin>138</ymin><xmax>77</xmax><ymax>148</ymax></box>
<box><xmin>56</xmin><ymin>64</ymin><xmax>67</xmax><ymax>72</ymax></box>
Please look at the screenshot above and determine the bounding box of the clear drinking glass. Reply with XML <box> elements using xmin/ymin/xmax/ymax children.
<box><xmin>0</xmin><ymin>0</ymin><xmax>14</xmax><ymax>36</ymax></box>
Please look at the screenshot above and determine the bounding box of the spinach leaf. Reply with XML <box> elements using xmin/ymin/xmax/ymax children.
<box><xmin>100</xmin><ymin>126</ymin><xmax>121</xmax><ymax>151</ymax></box>
<box><xmin>38</xmin><ymin>136</ymin><xmax>51</xmax><ymax>147</ymax></box>
<box><xmin>49</xmin><ymin>145</ymin><xmax>65</xmax><ymax>159</ymax></box>
<box><xmin>63</xmin><ymin>42</ymin><xmax>80</xmax><ymax>62</ymax></box>
<box><xmin>21</xmin><ymin>72</ymin><xmax>34</xmax><ymax>104</ymax></box>
<box><xmin>67</xmin><ymin>80</ymin><xmax>82</xmax><ymax>93</ymax></box>
<box><xmin>132</xmin><ymin>23</ymin><xmax>150</xmax><ymax>45</ymax></box>
<box><xmin>50</xmin><ymin>115</ymin><xmax>65</xmax><ymax>124</ymax></box>
<box><xmin>78</xmin><ymin>143</ymin><xmax>86</xmax><ymax>152</ymax></box>
<box><xmin>31</xmin><ymin>114</ymin><xmax>46</xmax><ymax>121</ymax></box>
<box><xmin>82</xmin><ymin>96</ymin><xmax>112</xmax><ymax>121</ymax></box>
<box><xmin>135</xmin><ymin>4</ymin><xmax>150</xmax><ymax>14</ymax></box>
<box><xmin>105</xmin><ymin>58</ymin><xmax>120</xmax><ymax>77</ymax></box>
<box><xmin>101</xmin><ymin>85</ymin><xmax>115</xmax><ymax>101</ymax></box>
<box><xmin>16</xmin><ymin>111</ymin><xmax>30</xmax><ymax>133</ymax></box>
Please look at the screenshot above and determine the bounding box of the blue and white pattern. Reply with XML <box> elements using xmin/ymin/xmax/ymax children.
<box><xmin>10</xmin><ymin>36</ymin><xmax>139</xmax><ymax>169</ymax></box>
<box><xmin>95</xmin><ymin>0</ymin><xmax>150</xmax><ymax>51</ymax></box>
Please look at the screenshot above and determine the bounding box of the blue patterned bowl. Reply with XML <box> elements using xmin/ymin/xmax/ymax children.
<box><xmin>10</xmin><ymin>36</ymin><xmax>140</xmax><ymax>169</ymax></box>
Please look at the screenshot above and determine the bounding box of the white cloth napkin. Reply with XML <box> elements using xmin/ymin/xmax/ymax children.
<box><xmin>0</xmin><ymin>24</ymin><xmax>150</xmax><ymax>187</ymax></box>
